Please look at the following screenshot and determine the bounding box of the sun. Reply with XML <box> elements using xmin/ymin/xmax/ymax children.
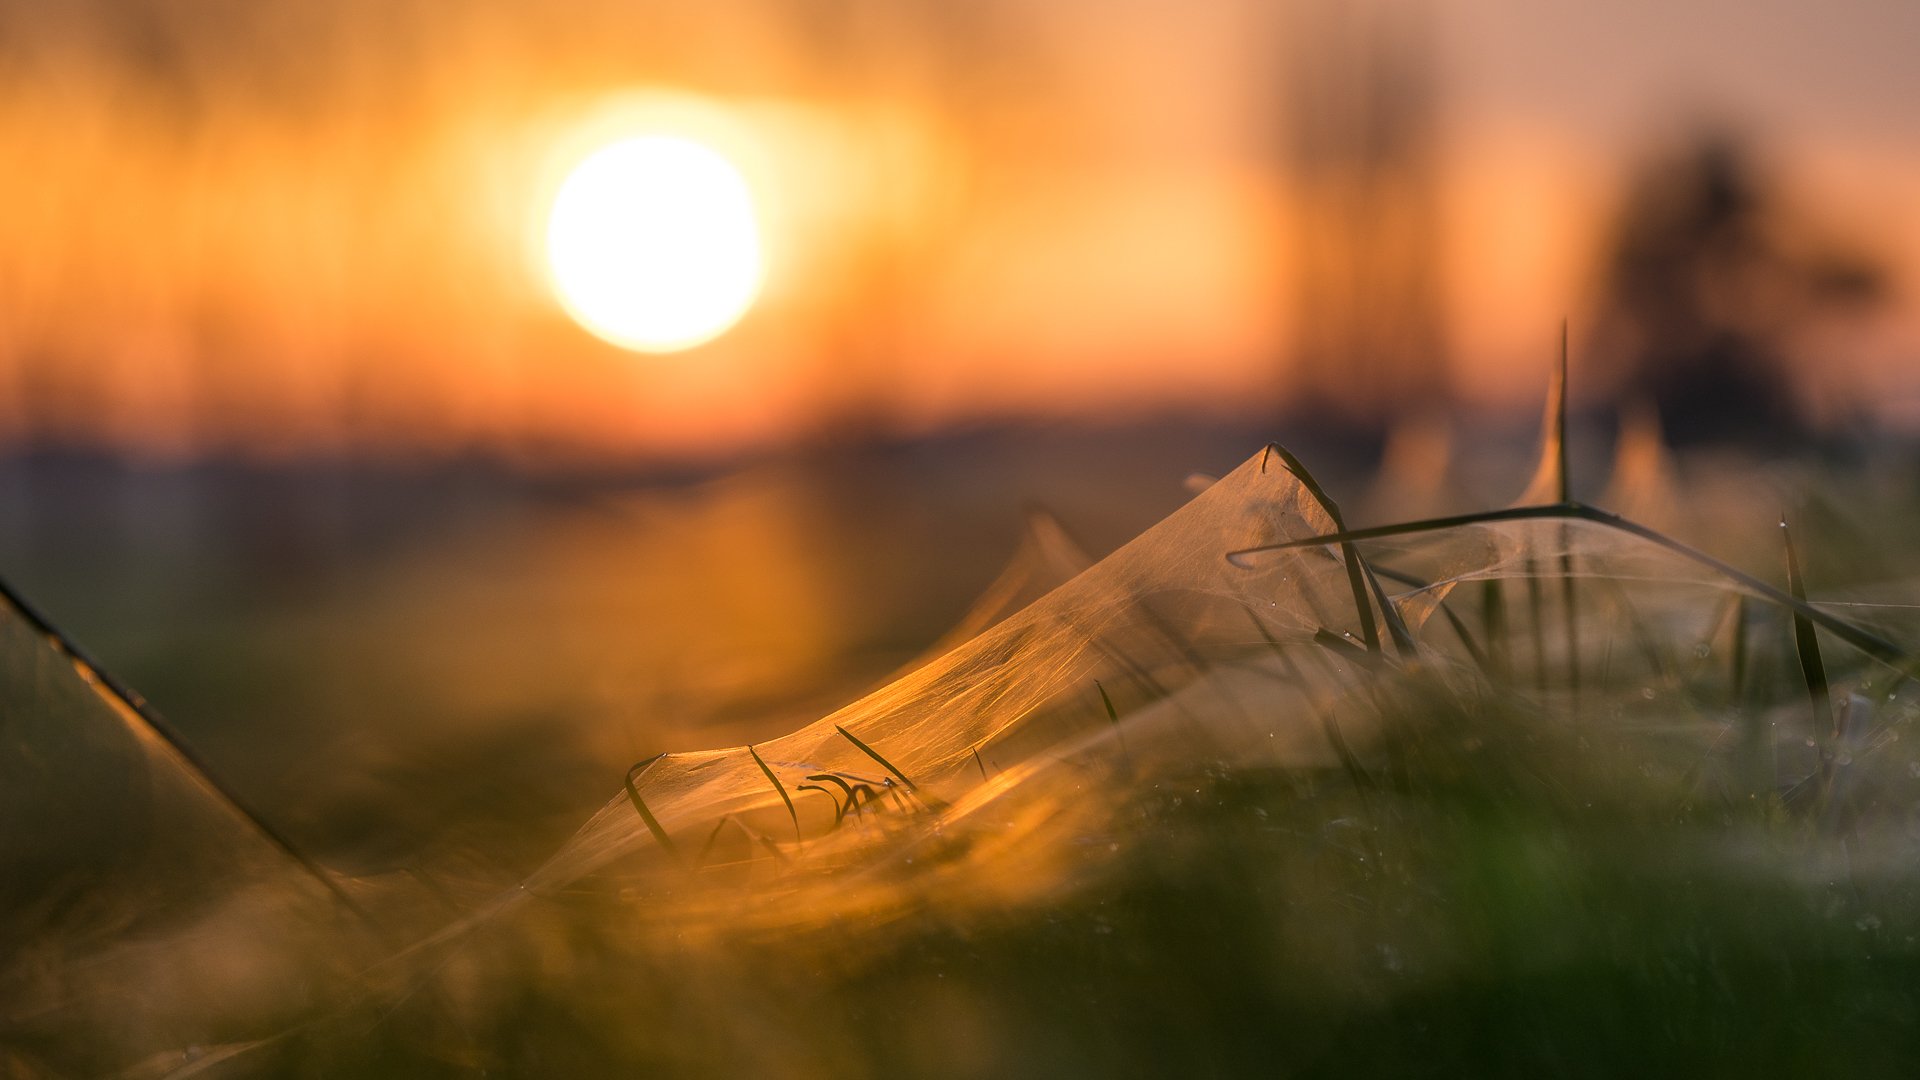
<box><xmin>544</xmin><ymin>134</ymin><xmax>764</xmax><ymax>353</ymax></box>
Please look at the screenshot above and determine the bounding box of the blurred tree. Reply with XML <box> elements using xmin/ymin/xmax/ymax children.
<box><xmin>1591</xmin><ymin>131</ymin><xmax>1885</xmax><ymax>447</ymax></box>
<box><xmin>1276</xmin><ymin>0</ymin><xmax>1450</xmax><ymax>442</ymax></box>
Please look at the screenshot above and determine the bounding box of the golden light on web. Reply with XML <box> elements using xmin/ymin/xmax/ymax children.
<box><xmin>544</xmin><ymin>134</ymin><xmax>764</xmax><ymax>353</ymax></box>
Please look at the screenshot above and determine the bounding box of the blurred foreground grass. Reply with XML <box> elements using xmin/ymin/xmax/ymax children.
<box><xmin>285</xmin><ymin>694</ymin><xmax>1920</xmax><ymax>1078</ymax></box>
<box><xmin>9</xmin><ymin>419</ymin><xmax>1920</xmax><ymax>1076</ymax></box>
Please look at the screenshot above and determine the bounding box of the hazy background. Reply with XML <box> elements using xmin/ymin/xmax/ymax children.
<box><xmin>2</xmin><ymin>0</ymin><xmax>1915</xmax><ymax>870</ymax></box>
<box><xmin>3</xmin><ymin>0</ymin><xmax>1915</xmax><ymax>458</ymax></box>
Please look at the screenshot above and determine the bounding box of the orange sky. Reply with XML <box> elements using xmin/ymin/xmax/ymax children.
<box><xmin>2</xmin><ymin>0</ymin><xmax>1915</xmax><ymax>460</ymax></box>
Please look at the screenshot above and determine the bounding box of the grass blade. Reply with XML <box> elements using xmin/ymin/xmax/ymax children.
<box><xmin>1094</xmin><ymin>679</ymin><xmax>1132</xmax><ymax>764</ymax></box>
<box><xmin>1515</xmin><ymin>323</ymin><xmax>1571</xmax><ymax>507</ymax></box>
<box><xmin>1436</xmin><ymin>600</ymin><xmax>1494</xmax><ymax>679</ymax></box>
<box><xmin>624</xmin><ymin>755</ymin><xmax>680</xmax><ymax>859</ymax></box>
<box><xmin>1555</xmin><ymin>320</ymin><xmax>1571</xmax><ymax>503</ymax></box>
<box><xmin>1263</xmin><ymin>442</ymin><xmax>1396</xmax><ymax>655</ymax></box>
<box><xmin>0</xmin><ymin>576</ymin><xmax>372</xmax><ymax>922</ymax></box>
<box><xmin>1314</xmin><ymin>627</ymin><xmax>1368</xmax><ymax>656</ymax></box>
<box><xmin>698</xmin><ymin>816</ymin><xmax>738</xmax><ymax>866</ymax></box>
<box><xmin>796</xmin><ymin>783</ymin><xmax>847</xmax><ymax>828</ymax></box>
<box><xmin>1730</xmin><ymin>594</ymin><xmax>1749</xmax><ymax>706</ymax></box>
<box><xmin>1781</xmin><ymin>516</ymin><xmax>1834</xmax><ymax>740</ymax></box>
<box><xmin>1482</xmin><ymin>578</ymin><xmax>1510</xmax><ymax>682</ymax></box>
<box><xmin>834</xmin><ymin>725</ymin><xmax>921</xmax><ymax>793</ymax></box>
<box><xmin>1525</xmin><ymin>559</ymin><xmax>1549</xmax><ymax>691</ymax></box>
<box><xmin>749</xmin><ymin>743</ymin><xmax>801</xmax><ymax>843</ymax></box>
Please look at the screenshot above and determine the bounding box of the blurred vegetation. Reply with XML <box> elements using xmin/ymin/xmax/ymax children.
<box><xmin>1592</xmin><ymin>130</ymin><xmax>1888</xmax><ymax>446</ymax></box>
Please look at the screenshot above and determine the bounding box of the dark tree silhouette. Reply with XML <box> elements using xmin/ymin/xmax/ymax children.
<box><xmin>1593</xmin><ymin>131</ymin><xmax>1884</xmax><ymax>447</ymax></box>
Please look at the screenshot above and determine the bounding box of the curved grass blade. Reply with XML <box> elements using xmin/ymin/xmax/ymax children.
<box><xmin>834</xmin><ymin>724</ymin><xmax>921</xmax><ymax>793</ymax></box>
<box><xmin>0</xmin><ymin>574</ymin><xmax>372</xmax><ymax>923</ymax></box>
<box><xmin>805</xmin><ymin>772</ymin><xmax>859</xmax><ymax>806</ymax></box>
<box><xmin>749</xmin><ymin>743</ymin><xmax>802</xmax><ymax>843</ymax></box>
<box><xmin>625</xmin><ymin>755</ymin><xmax>680</xmax><ymax>859</ymax></box>
<box><xmin>796</xmin><ymin>783</ymin><xmax>847</xmax><ymax>828</ymax></box>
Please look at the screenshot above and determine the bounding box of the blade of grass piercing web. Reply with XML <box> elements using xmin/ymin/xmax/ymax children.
<box><xmin>1367</xmin><ymin>564</ymin><xmax>1494</xmax><ymax>677</ymax></box>
<box><xmin>833</xmin><ymin>725</ymin><xmax>921</xmax><ymax>794</ymax></box>
<box><xmin>1090</xmin><ymin>638</ymin><xmax>1173</xmax><ymax>701</ymax></box>
<box><xmin>1781</xmin><ymin>517</ymin><xmax>1835</xmax><ymax>742</ymax></box>
<box><xmin>1263</xmin><ymin>442</ymin><xmax>1375</xmax><ymax>651</ymax></box>
<box><xmin>796</xmin><ymin>784</ymin><xmax>847</xmax><ymax>828</ymax></box>
<box><xmin>0</xmin><ymin>573</ymin><xmax>369</xmax><ymax>922</ymax></box>
<box><xmin>748</xmin><ymin>744</ymin><xmax>801</xmax><ymax>843</ymax></box>
<box><xmin>1557</xmin><ymin>325</ymin><xmax>1581</xmax><ymax>699</ymax></box>
<box><xmin>624</xmin><ymin>755</ymin><xmax>680</xmax><ymax>859</ymax></box>
<box><xmin>1093</xmin><ymin>680</ymin><xmax>1131</xmax><ymax>764</ymax></box>
<box><xmin>1303</xmin><ymin>443</ymin><xmax>1421</xmax><ymax>658</ymax></box>
<box><xmin>1511</xmin><ymin>335</ymin><xmax>1580</xmax><ymax>696</ymax></box>
<box><xmin>805</xmin><ymin>772</ymin><xmax>858</xmax><ymax>805</ymax></box>
<box><xmin>1515</xmin><ymin>326</ymin><xmax>1571</xmax><ymax>507</ymax></box>
<box><xmin>1224</xmin><ymin>503</ymin><xmax>1912</xmax><ymax>669</ymax></box>
<box><xmin>1261</xmin><ymin>443</ymin><xmax>1415</xmax><ymax>657</ymax></box>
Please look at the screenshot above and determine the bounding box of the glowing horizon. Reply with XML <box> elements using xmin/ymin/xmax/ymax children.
<box><xmin>0</xmin><ymin>1</ymin><xmax>1914</xmax><ymax>459</ymax></box>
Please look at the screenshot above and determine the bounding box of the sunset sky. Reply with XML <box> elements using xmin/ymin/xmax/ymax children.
<box><xmin>3</xmin><ymin>0</ymin><xmax>1915</xmax><ymax>460</ymax></box>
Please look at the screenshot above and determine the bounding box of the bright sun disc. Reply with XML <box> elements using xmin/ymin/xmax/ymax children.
<box><xmin>545</xmin><ymin>135</ymin><xmax>763</xmax><ymax>353</ymax></box>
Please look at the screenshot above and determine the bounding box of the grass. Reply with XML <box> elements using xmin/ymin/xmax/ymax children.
<box><xmin>409</xmin><ymin>420</ymin><xmax>1906</xmax><ymax>1078</ymax></box>
<box><xmin>749</xmin><ymin>743</ymin><xmax>802</xmax><ymax>843</ymax></box>
<box><xmin>275</xmin><ymin>698</ymin><xmax>1920</xmax><ymax>1077</ymax></box>
<box><xmin>322</xmin><ymin>424</ymin><xmax>1913</xmax><ymax>1077</ymax></box>
<box><xmin>15</xmin><ymin>402</ymin><xmax>1920</xmax><ymax>1077</ymax></box>
<box><xmin>623</xmin><ymin>754</ymin><xmax>680</xmax><ymax>858</ymax></box>
<box><xmin>833</xmin><ymin>723</ymin><xmax>923</xmax><ymax>794</ymax></box>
